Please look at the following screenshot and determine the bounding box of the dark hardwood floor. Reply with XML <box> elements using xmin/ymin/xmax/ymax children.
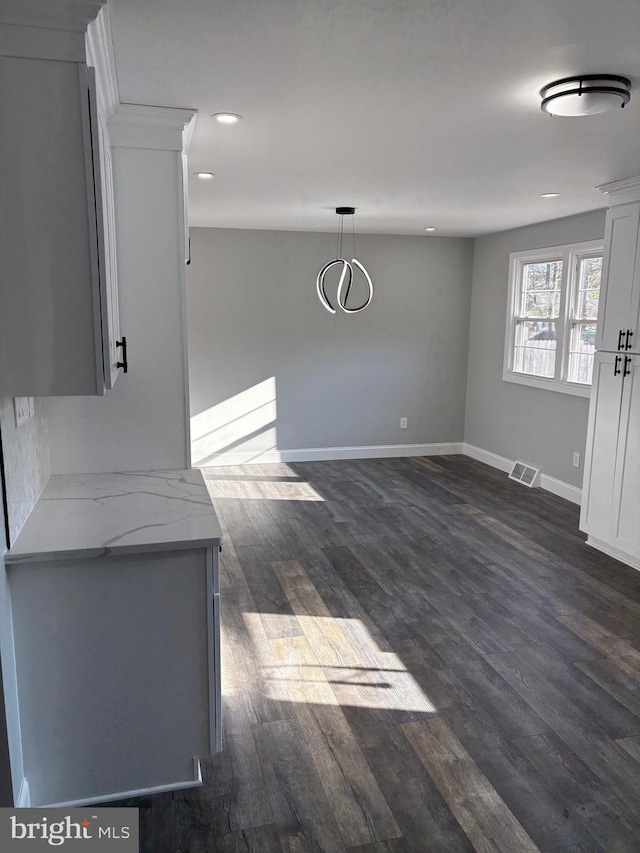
<box><xmin>125</xmin><ymin>456</ymin><xmax>640</xmax><ymax>851</ymax></box>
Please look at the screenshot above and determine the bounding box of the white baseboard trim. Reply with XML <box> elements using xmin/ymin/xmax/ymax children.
<box><xmin>539</xmin><ymin>473</ymin><xmax>582</xmax><ymax>505</ymax></box>
<box><xmin>193</xmin><ymin>439</ymin><xmax>582</xmax><ymax>505</ymax></box>
<box><xmin>462</xmin><ymin>443</ymin><xmax>582</xmax><ymax>505</ymax></box>
<box><xmin>39</xmin><ymin>758</ymin><xmax>202</xmax><ymax>809</ymax></box>
<box><xmin>194</xmin><ymin>442</ymin><xmax>464</xmax><ymax>467</ymax></box>
<box><xmin>461</xmin><ymin>443</ymin><xmax>512</xmax><ymax>473</ymax></box>
<box><xmin>586</xmin><ymin>536</ymin><xmax>640</xmax><ymax>572</ymax></box>
<box><xmin>16</xmin><ymin>777</ymin><xmax>30</xmax><ymax>808</ymax></box>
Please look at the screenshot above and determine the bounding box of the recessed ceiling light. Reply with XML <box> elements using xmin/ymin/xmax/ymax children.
<box><xmin>540</xmin><ymin>75</ymin><xmax>631</xmax><ymax>116</ymax></box>
<box><xmin>540</xmin><ymin>192</ymin><xmax>560</xmax><ymax>198</ymax></box>
<box><xmin>213</xmin><ymin>113</ymin><xmax>242</xmax><ymax>124</ymax></box>
<box><xmin>195</xmin><ymin>172</ymin><xmax>215</xmax><ymax>180</ymax></box>
<box><xmin>424</xmin><ymin>227</ymin><xmax>437</xmax><ymax>232</ymax></box>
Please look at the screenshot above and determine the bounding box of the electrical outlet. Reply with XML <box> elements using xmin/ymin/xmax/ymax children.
<box><xmin>572</xmin><ymin>451</ymin><xmax>580</xmax><ymax>468</ymax></box>
<box><xmin>13</xmin><ymin>397</ymin><xmax>34</xmax><ymax>427</ymax></box>
<box><xmin>400</xmin><ymin>417</ymin><xmax>408</xmax><ymax>429</ymax></box>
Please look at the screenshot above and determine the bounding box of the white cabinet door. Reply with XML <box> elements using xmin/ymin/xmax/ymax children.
<box><xmin>0</xmin><ymin>57</ymin><xmax>121</xmax><ymax>396</ymax></box>
<box><xmin>580</xmin><ymin>352</ymin><xmax>624</xmax><ymax>540</ymax></box>
<box><xmin>596</xmin><ymin>202</ymin><xmax>640</xmax><ymax>354</ymax></box>
<box><xmin>88</xmin><ymin>70</ymin><xmax>121</xmax><ymax>389</ymax></box>
<box><xmin>612</xmin><ymin>354</ymin><xmax>640</xmax><ymax>554</ymax></box>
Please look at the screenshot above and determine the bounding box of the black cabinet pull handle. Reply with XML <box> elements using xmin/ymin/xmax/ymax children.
<box><xmin>618</xmin><ymin>329</ymin><xmax>625</xmax><ymax>350</ymax></box>
<box><xmin>625</xmin><ymin>329</ymin><xmax>634</xmax><ymax>350</ymax></box>
<box><xmin>624</xmin><ymin>355</ymin><xmax>632</xmax><ymax>376</ymax></box>
<box><xmin>614</xmin><ymin>355</ymin><xmax>622</xmax><ymax>376</ymax></box>
<box><xmin>116</xmin><ymin>337</ymin><xmax>128</xmax><ymax>373</ymax></box>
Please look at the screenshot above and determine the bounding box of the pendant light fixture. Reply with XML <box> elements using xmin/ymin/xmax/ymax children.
<box><xmin>316</xmin><ymin>207</ymin><xmax>373</xmax><ymax>314</ymax></box>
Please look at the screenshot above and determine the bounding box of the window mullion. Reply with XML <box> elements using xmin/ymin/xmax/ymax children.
<box><xmin>555</xmin><ymin>252</ymin><xmax>570</xmax><ymax>385</ymax></box>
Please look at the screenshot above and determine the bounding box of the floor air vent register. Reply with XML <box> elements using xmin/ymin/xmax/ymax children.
<box><xmin>508</xmin><ymin>460</ymin><xmax>541</xmax><ymax>488</ymax></box>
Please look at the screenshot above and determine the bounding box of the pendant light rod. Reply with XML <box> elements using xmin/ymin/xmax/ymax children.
<box><xmin>335</xmin><ymin>207</ymin><xmax>354</xmax><ymax>259</ymax></box>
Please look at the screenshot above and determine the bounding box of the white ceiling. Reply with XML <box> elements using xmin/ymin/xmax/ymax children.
<box><xmin>108</xmin><ymin>0</ymin><xmax>640</xmax><ymax>236</ymax></box>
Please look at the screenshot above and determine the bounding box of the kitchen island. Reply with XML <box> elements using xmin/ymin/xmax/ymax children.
<box><xmin>5</xmin><ymin>469</ymin><xmax>223</xmax><ymax>808</ymax></box>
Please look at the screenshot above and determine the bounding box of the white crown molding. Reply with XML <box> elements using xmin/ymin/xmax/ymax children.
<box><xmin>85</xmin><ymin>6</ymin><xmax>118</xmax><ymax>119</ymax></box>
<box><xmin>597</xmin><ymin>176</ymin><xmax>640</xmax><ymax>206</ymax></box>
<box><xmin>0</xmin><ymin>0</ymin><xmax>105</xmax><ymax>60</ymax></box>
<box><xmin>183</xmin><ymin>113</ymin><xmax>199</xmax><ymax>154</ymax></box>
<box><xmin>109</xmin><ymin>104</ymin><xmax>198</xmax><ymax>151</ymax></box>
<box><xmin>0</xmin><ymin>0</ymin><xmax>104</xmax><ymax>31</ymax></box>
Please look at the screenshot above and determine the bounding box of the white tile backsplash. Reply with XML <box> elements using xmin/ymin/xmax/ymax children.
<box><xmin>0</xmin><ymin>397</ymin><xmax>50</xmax><ymax>544</ymax></box>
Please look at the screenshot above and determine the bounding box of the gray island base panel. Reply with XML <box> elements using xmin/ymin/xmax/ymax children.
<box><xmin>6</xmin><ymin>469</ymin><xmax>223</xmax><ymax>808</ymax></box>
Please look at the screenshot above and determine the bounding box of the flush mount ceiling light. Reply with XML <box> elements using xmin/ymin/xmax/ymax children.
<box><xmin>540</xmin><ymin>192</ymin><xmax>560</xmax><ymax>198</ymax></box>
<box><xmin>540</xmin><ymin>75</ymin><xmax>631</xmax><ymax>116</ymax></box>
<box><xmin>195</xmin><ymin>172</ymin><xmax>215</xmax><ymax>179</ymax></box>
<box><xmin>316</xmin><ymin>207</ymin><xmax>373</xmax><ymax>314</ymax></box>
<box><xmin>213</xmin><ymin>112</ymin><xmax>242</xmax><ymax>124</ymax></box>
<box><xmin>424</xmin><ymin>227</ymin><xmax>437</xmax><ymax>232</ymax></box>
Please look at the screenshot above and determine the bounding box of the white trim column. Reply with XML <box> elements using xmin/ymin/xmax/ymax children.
<box><xmin>47</xmin><ymin>105</ymin><xmax>198</xmax><ymax>474</ymax></box>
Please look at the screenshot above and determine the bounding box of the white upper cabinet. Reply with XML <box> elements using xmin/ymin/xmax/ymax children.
<box><xmin>0</xmin><ymin>1</ymin><xmax>122</xmax><ymax>396</ymax></box>
<box><xmin>596</xmin><ymin>179</ymin><xmax>640</xmax><ymax>354</ymax></box>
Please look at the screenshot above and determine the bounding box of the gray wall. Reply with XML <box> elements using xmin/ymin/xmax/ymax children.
<box><xmin>187</xmin><ymin>228</ymin><xmax>474</xmax><ymax>464</ymax></box>
<box><xmin>0</xmin><ymin>395</ymin><xmax>50</xmax><ymax>803</ymax></box>
<box><xmin>464</xmin><ymin>209</ymin><xmax>606</xmax><ymax>488</ymax></box>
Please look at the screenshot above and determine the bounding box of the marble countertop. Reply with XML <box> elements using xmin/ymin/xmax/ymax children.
<box><xmin>6</xmin><ymin>469</ymin><xmax>223</xmax><ymax>564</ymax></box>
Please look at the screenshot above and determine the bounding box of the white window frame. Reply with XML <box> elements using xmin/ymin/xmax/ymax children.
<box><xmin>503</xmin><ymin>239</ymin><xmax>603</xmax><ymax>398</ymax></box>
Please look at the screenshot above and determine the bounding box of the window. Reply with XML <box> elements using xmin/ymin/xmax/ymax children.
<box><xmin>503</xmin><ymin>240</ymin><xmax>603</xmax><ymax>397</ymax></box>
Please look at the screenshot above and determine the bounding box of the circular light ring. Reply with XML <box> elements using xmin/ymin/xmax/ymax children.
<box><xmin>316</xmin><ymin>258</ymin><xmax>345</xmax><ymax>313</ymax></box>
<box><xmin>540</xmin><ymin>75</ymin><xmax>631</xmax><ymax>116</ymax></box>
<box><xmin>316</xmin><ymin>258</ymin><xmax>373</xmax><ymax>314</ymax></box>
<box><xmin>337</xmin><ymin>259</ymin><xmax>374</xmax><ymax>314</ymax></box>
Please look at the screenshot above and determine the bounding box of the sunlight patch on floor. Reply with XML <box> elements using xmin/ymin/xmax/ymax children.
<box><xmin>205</xmin><ymin>475</ymin><xmax>325</xmax><ymax>501</ymax></box>
<box><xmin>242</xmin><ymin>611</ymin><xmax>437</xmax><ymax>713</ymax></box>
